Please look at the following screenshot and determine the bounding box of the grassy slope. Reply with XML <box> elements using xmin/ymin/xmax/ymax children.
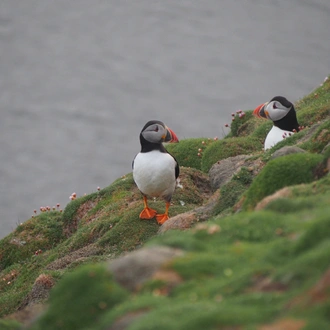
<box><xmin>0</xmin><ymin>76</ymin><xmax>330</xmax><ymax>329</ymax></box>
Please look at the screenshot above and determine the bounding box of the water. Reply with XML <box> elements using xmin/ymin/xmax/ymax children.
<box><xmin>1</xmin><ymin>0</ymin><xmax>329</xmax><ymax>238</ymax></box>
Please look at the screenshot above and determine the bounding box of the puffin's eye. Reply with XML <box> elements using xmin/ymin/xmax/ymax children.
<box><xmin>273</xmin><ymin>103</ymin><xmax>278</xmax><ymax>109</ymax></box>
<box><xmin>154</xmin><ymin>126</ymin><xmax>159</xmax><ymax>132</ymax></box>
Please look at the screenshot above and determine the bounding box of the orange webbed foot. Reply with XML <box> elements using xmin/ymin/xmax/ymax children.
<box><xmin>139</xmin><ymin>207</ymin><xmax>157</xmax><ymax>220</ymax></box>
<box><xmin>155</xmin><ymin>213</ymin><xmax>169</xmax><ymax>225</ymax></box>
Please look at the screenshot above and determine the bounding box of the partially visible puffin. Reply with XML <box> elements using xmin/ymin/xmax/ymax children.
<box><xmin>253</xmin><ymin>96</ymin><xmax>300</xmax><ymax>150</ymax></box>
<box><xmin>132</xmin><ymin>120</ymin><xmax>179</xmax><ymax>225</ymax></box>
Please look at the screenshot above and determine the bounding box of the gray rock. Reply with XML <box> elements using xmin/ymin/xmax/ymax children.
<box><xmin>271</xmin><ymin>146</ymin><xmax>306</xmax><ymax>159</ymax></box>
<box><xmin>209</xmin><ymin>154</ymin><xmax>265</xmax><ymax>190</ymax></box>
<box><xmin>209</xmin><ymin>155</ymin><xmax>250</xmax><ymax>190</ymax></box>
<box><xmin>107</xmin><ymin>246</ymin><xmax>184</xmax><ymax>291</ymax></box>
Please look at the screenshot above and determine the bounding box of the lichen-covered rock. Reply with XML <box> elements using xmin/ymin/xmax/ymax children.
<box><xmin>209</xmin><ymin>154</ymin><xmax>263</xmax><ymax>190</ymax></box>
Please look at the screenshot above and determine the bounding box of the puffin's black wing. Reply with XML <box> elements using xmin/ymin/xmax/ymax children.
<box><xmin>132</xmin><ymin>154</ymin><xmax>137</xmax><ymax>170</ymax></box>
<box><xmin>164</xmin><ymin>147</ymin><xmax>179</xmax><ymax>179</ymax></box>
<box><xmin>175</xmin><ymin>159</ymin><xmax>179</xmax><ymax>179</ymax></box>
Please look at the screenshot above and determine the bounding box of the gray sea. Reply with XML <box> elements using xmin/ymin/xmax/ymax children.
<box><xmin>1</xmin><ymin>0</ymin><xmax>330</xmax><ymax>238</ymax></box>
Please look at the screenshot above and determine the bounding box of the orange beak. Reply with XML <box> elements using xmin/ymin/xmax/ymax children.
<box><xmin>253</xmin><ymin>102</ymin><xmax>268</xmax><ymax>119</ymax></box>
<box><xmin>164</xmin><ymin>126</ymin><xmax>179</xmax><ymax>143</ymax></box>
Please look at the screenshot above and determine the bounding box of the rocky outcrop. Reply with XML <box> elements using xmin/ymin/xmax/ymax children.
<box><xmin>107</xmin><ymin>246</ymin><xmax>184</xmax><ymax>291</ymax></box>
<box><xmin>209</xmin><ymin>154</ymin><xmax>264</xmax><ymax>190</ymax></box>
<box><xmin>271</xmin><ymin>146</ymin><xmax>306</xmax><ymax>159</ymax></box>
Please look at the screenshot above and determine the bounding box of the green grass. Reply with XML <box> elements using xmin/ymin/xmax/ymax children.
<box><xmin>30</xmin><ymin>194</ymin><xmax>330</xmax><ymax>330</ymax></box>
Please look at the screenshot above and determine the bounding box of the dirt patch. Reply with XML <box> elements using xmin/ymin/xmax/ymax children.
<box><xmin>189</xmin><ymin>170</ymin><xmax>213</xmax><ymax>198</ymax></box>
<box><xmin>19</xmin><ymin>274</ymin><xmax>55</xmax><ymax>309</ymax></box>
<box><xmin>77</xmin><ymin>199</ymin><xmax>100</xmax><ymax>219</ymax></box>
<box><xmin>64</xmin><ymin>198</ymin><xmax>100</xmax><ymax>236</ymax></box>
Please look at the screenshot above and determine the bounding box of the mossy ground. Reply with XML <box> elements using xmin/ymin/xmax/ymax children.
<box><xmin>0</xmin><ymin>167</ymin><xmax>211</xmax><ymax>321</ymax></box>
<box><xmin>25</xmin><ymin>182</ymin><xmax>330</xmax><ymax>330</ymax></box>
<box><xmin>0</xmin><ymin>76</ymin><xmax>330</xmax><ymax>329</ymax></box>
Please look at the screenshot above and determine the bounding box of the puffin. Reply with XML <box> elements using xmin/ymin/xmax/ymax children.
<box><xmin>253</xmin><ymin>96</ymin><xmax>300</xmax><ymax>150</ymax></box>
<box><xmin>132</xmin><ymin>120</ymin><xmax>179</xmax><ymax>225</ymax></box>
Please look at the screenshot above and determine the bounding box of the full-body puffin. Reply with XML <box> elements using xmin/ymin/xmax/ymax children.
<box><xmin>253</xmin><ymin>96</ymin><xmax>300</xmax><ymax>150</ymax></box>
<box><xmin>132</xmin><ymin>120</ymin><xmax>179</xmax><ymax>225</ymax></box>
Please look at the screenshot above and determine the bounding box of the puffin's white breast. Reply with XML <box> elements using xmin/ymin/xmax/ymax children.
<box><xmin>264</xmin><ymin>126</ymin><xmax>293</xmax><ymax>150</ymax></box>
<box><xmin>133</xmin><ymin>150</ymin><xmax>177</xmax><ymax>199</ymax></box>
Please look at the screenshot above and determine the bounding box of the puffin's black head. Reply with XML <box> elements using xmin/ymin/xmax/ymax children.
<box><xmin>253</xmin><ymin>96</ymin><xmax>300</xmax><ymax>132</ymax></box>
<box><xmin>139</xmin><ymin>120</ymin><xmax>179</xmax><ymax>152</ymax></box>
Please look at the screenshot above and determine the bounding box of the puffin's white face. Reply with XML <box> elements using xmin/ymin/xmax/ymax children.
<box><xmin>141</xmin><ymin>123</ymin><xmax>167</xmax><ymax>144</ymax></box>
<box><xmin>263</xmin><ymin>101</ymin><xmax>291</xmax><ymax>121</ymax></box>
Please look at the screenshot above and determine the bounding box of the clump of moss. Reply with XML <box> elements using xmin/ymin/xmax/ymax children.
<box><xmin>31</xmin><ymin>264</ymin><xmax>128</xmax><ymax>330</ymax></box>
<box><xmin>165</xmin><ymin>138</ymin><xmax>213</xmax><ymax>170</ymax></box>
<box><xmin>243</xmin><ymin>153</ymin><xmax>324</xmax><ymax>210</ymax></box>
<box><xmin>232</xmin><ymin>166</ymin><xmax>254</xmax><ymax>185</ymax></box>
<box><xmin>201</xmin><ymin>136</ymin><xmax>263</xmax><ymax>173</ymax></box>
<box><xmin>264</xmin><ymin>197</ymin><xmax>315</xmax><ymax>214</ymax></box>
